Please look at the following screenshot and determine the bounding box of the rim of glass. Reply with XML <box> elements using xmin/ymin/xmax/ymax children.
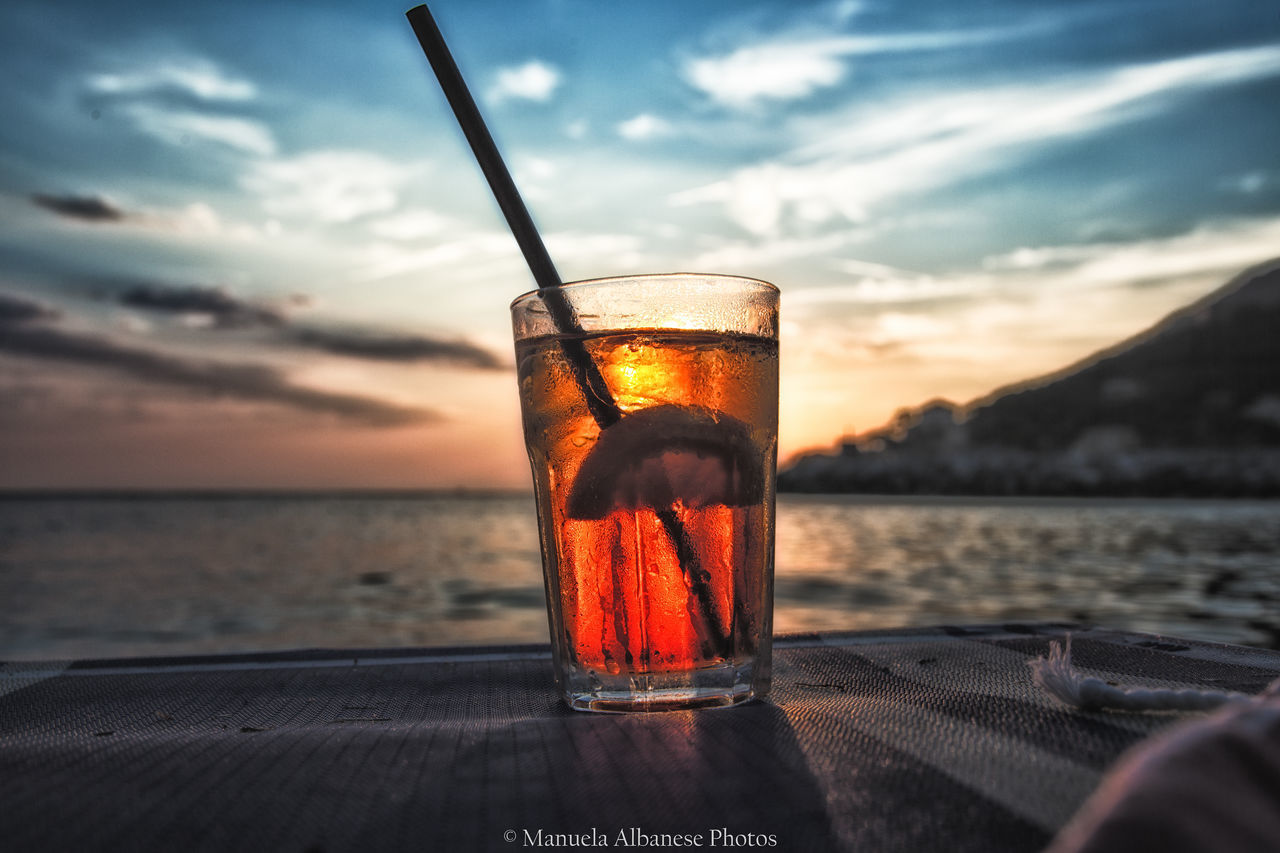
<box><xmin>510</xmin><ymin>271</ymin><xmax>778</xmax><ymax>310</ymax></box>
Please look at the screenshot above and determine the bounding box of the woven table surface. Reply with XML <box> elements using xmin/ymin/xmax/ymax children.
<box><xmin>4</xmin><ymin>623</ymin><xmax>1279</xmax><ymax>852</ymax></box>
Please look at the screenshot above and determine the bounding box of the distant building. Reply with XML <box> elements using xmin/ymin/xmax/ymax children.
<box><xmin>892</xmin><ymin>399</ymin><xmax>968</xmax><ymax>453</ymax></box>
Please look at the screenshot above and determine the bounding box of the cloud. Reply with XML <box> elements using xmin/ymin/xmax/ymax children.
<box><xmin>0</xmin><ymin>292</ymin><xmax>60</xmax><ymax>324</ymax></box>
<box><xmin>103</xmin><ymin>281</ymin><xmax>504</xmax><ymax>368</ymax></box>
<box><xmin>29</xmin><ymin>192</ymin><xmax>260</xmax><ymax>240</ymax></box>
<box><xmin>543</xmin><ymin>232</ymin><xmax>649</xmax><ymax>272</ymax></box>
<box><xmin>978</xmin><ymin>216</ymin><xmax>1280</xmax><ymax>291</ymax></box>
<box><xmin>684</xmin><ymin>40</ymin><xmax>847</xmax><ymax>109</ymax></box>
<box><xmin>161</xmin><ymin>202</ymin><xmax>240</xmax><ymax>237</ymax></box>
<box><xmin>832</xmin><ymin>0</ymin><xmax>864</xmax><ymax>23</ymax></box>
<box><xmin>356</xmin><ymin>231</ymin><xmax>519</xmax><ymax>281</ymax></box>
<box><xmin>674</xmin><ymin>44</ymin><xmax>1280</xmax><ymax>236</ymax></box>
<box><xmin>366</xmin><ymin>208</ymin><xmax>454</xmax><ymax>241</ymax></box>
<box><xmin>687</xmin><ymin>229</ymin><xmax>863</xmax><ymax>271</ymax></box>
<box><xmin>82</xmin><ymin>55</ymin><xmax>274</xmax><ymax>156</ymax></box>
<box><xmin>244</xmin><ymin>150</ymin><xmax>415</xmax><ymax>223</ymax></box>
<box><xmin>117</xmin><ymin>284</ymin><xmax>285</xmax><ymax>328</ymax></box>
<box><xmin>488</xmin><ymin>60</ymin><xmax>561</xmax><ymax>103</ymax></box>
<box><xmin>85</xmin><ymin>58</ymin><xmax>256</xmax><ymax>101</ymax></box>
<box><xmin>0</xmin><ymin>320</ymin><xmax>437</xmax><ymax>427</ymax></box>
<box><xmin>291</xmin><ymin>327</ymin><xmax>505</xmax><ymax>369</ymax></box>
<box><xmin>356</xmin><ymin>226</ymin><xmax>648</xmax><ymax>283</ymax></box>
<box><xmin>786</xmin><ymin>260</ymin><xmax>979</xmax><ymax>308</ymax></box>
<box><xmin>790</xmin><ymin>215</ymin><xmax>1280</xmax><ymax>312</ymax></box>
<box><xmin>30</xmin><ymin>193</ymin><xmax>127</xmax><ymax>223</ymax></box>
<box><xmin>1218</xmin><ymin>171</ymin><xmax>1273</xmax><ymax>195</ymax></box>
<box><xmin>683</xmin><ymin>28</ymin><xmax>1021</xmax><ymax>109</ymax></box>
<box><xmin>782</xmin><ymin>216</ymin><xmax>1280</xmax><ymax>382</ymax></box>
<box><xmin>617</xmin><ymin>114</ymin><xmax>674</xmax><ymax>141</ymax></box>
<box><xmin>121</xmin><ymin>103</ymin><xmax>276</xmax><ymax>156</ymax></box>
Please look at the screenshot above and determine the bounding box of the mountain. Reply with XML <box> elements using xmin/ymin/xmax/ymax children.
<box><xmin>964</xmin><ymin>259</ymin><xmax>1280</xmax><ymax>451</ymax></box>
<box><xmin>779</xmin><ymin>259</ymin><xmax>1280</xmax><ymax>496</ymax></box>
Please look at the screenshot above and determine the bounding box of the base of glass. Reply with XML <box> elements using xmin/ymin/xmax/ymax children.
<box><xmin>562</xmin><ymin>659</ymin><xmax>767</xmax><ymax>713</ymax></box>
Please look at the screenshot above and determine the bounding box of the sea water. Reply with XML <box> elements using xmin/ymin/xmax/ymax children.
<box><xmin>2</xmin><ymin>492</ymin><xmax>1277</xmax><ymax>660</ymax></box>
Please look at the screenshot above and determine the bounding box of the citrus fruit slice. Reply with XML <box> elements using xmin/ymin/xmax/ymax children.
<box><xmin>566</xmin><ymin>405</ymin><xmax>765</xmax><ymax>520</ymax></box>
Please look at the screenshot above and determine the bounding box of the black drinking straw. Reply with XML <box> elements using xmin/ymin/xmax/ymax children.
<box><xmin>405</xmin><ymin>4</ymin><xmax>620</xmax><ymax>430</ymax></box>
<box><xmin>406</xmin><ymin>4</ymin><xmax>727</xmax><ymax>657</ymax></box>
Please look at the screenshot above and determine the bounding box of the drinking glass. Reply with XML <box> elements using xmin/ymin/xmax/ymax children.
<box><xmin>512</xmin><ymin>274</ymin><xmax>778</xmax><ymax>711</ymax></box>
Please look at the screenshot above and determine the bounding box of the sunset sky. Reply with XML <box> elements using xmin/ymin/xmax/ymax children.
<box><xmin>2</xmin><ymin>0</ymin><xmax>1279</xmax><ymax>489</ymax></box>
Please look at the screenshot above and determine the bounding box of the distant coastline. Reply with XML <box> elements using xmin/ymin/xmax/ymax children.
<box><xmin>781</xmin><ymin>259</ymin><xmax>1280</xmax><ymax>498</ymax></box>
<box><xmin>778</xmin><ymin>448</ymin><xmax>1280</xmax><ymax>498</ymax></box>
